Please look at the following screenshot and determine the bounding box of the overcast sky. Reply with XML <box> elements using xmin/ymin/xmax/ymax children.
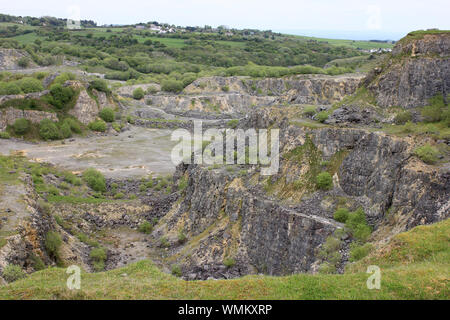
<box><xmin>2</xmin><ymin>0</ymin><xmax>449</xmax><ymax>40</ymax></box>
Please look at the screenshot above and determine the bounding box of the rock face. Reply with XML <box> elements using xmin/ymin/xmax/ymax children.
<box><xmin>145</xmin><ymin>93</ymin><xmax>278</xmax><ymax>118</ymax></box>
<box><xmin>68</xmin><ymin>89</ymin><xmax>102</xmax><ymax>125</ymax></box>
<box><xmin>0</xmin><ymin>49</ymin><xmax>36</xmax><ymax>70</ymax></box>
<box><xmin>129</xmin><ymin>75</ymin><xmax>362</xmax><ymax>118</ymax></box>
<box><xmin>365</xmin><ymin>33</ymin><xmax>450</xmax><ymax>108</ymax></box>
<box><xmin>0</xmin><ymin>106</ymin><xmax>58</xmax><ymax>131</ymax></box>
<box><xmin>156</xmin><ymin>108</ymin><xmax>449</xmax><ymax>279</ymax></box>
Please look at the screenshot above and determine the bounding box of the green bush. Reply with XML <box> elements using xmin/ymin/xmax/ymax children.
<box><xmin>316</xmin><ymin>172</ymin><xmax>333</xmax><ymax>190</ymax></box>
<box><xmin>349</xmin><ymin>243</ymin><xmax>373</xmax><ymax>262</ymax></box>
<box><xmin>177</xmin><ymin>231</ymin><xmax>187</xmax><ymax>244</ymax></box>
<box><xmin>99</xmin><ymin>108</ymin><xmax>115</xmax><ymax>122</ymax></box>
<box><xmin>161</xmin><ymin>80</ymin><xmax>184</xmax><ymax>93</ymax></box>
<box><xmin>334</xmin><ymin>208</ymin><xmax>350</xmax><ymax>223</ymax></box>
<box><xmin>90</xmin><ymin>247</ymin><xmax>107</xmax><ymax>272</ymax></box>
<box><xmin>39</xmin><ymin>119</ymin><xmax>61</xmax><ymax>140</ymax></box>
<box><xmin>223</xmin><ymin>257</ymin><xmax>236</xmax><ymax>268</ymax></box>
<box><xmin>48</xmin><ymin>84</ymin><xmax>74</xmax><ymax>109</ymax></box>
<box><xmin>113</xmin><ymin>192</ymin><xmax>125</xmax><ymax>199</ymax></box>
<box><xmin>13</xmin><ymin>118</ymin><xmax>30</xmax><ymax>135</ymax></box>
<box><xmin>60</xmin><ymin>121</ymin><xmax>72</xmax><ymax>139</ymax></box>
<box><xmin>303</xmin><ymin>106</ymin><xmax>317</xmax><ymax>117</ymax></box>
<box><xmin>2</xmin><ymin>265</ymin><xmax>26</xmax><ymax>283</ymax></box>
<box><xmin>45</xmin><ymin>231</ymin><xmax>62</xmax><ymax>260</ymax></box>
<box><xmin>171</xmin><ymin>264</ymin><xmax>182</xmax><ymax>277</ymax></box>
<box><xmin>63</xmin><ymin>118</ymin><xmax>82</xmax><ymax>134</ymax></box>
<box><xmin>132</xmin><ymin>87</ymin><xmax>145</xmax><ymax>100</ymax></box>
<box><xmin>0</xmin><ymin>131</ymin><xmax>11</xmax><ymax>139</ymax></box>
<box><xmin>421</xmin><ymin>105</ymin><xmax>442</xmax><ymax>123</ymax></box>
<box><xmin>89</xmin><ymin>79</ymin><xmax>109</xmax><ymax>93</ymax></box>
<box><xmin>394</xmin><ymin>111</ymin><xmax>412</xmax><ymax>125</ymax></box>
<box><xmin>19</xmin><ymin>77</ymin><xmax>43</xmax><ymax>93</ymax></box>
<box><xmin>30</xmin><ymin>254</ymin><xmax>46</xmax><ymax>271</ymax></box>
<box><xmin>315</xmin><ymin>111</ymin><xmax>329</xmax><ymax>123</ymax></box>
<box><xmin>88</xmin><ymin>120</ymin><xmax>107</xmax><ymax>132</ymax></box>
<box><xmin>226</xmin><ymin>119</ymin><xmax>239</xmax><ymax>129</ymax></box>
<box><xmin>83</xmin><ymin>168</ymin><xmax>106</xmax><ymax>192</ymax></box>
<box><xmin>138</xmin><ymin>221</ymin><xmax>153</xmax><ymax>234</ymax></box>
<box><xmin>17</xmin><ymin>56</ymin><xmax>30</xmax><ymax>68</ymax></box>
<box><xmin>345</xmin><ymin>208</ymin><xmax>372</xmax><ymax>242</ymax></box>
<box><xmin>0</xmin><ymin>82</ymin><xmax>21</xmax><ymax>95</ymax></box>
<box><xmin>413</xmin><ymin>144</ymin><xmax>440</xmax><ymax>164</ymax></box>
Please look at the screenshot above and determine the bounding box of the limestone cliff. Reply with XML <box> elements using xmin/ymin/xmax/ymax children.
<box><xmin>364</xmin><ymin>31</ymin><xmax>450</xmax><ymax>108</ymax></box>
<box><xmin>154</xmin><ymin>107</ymin><xmax>449</xmax><ymax>279</ymax></box>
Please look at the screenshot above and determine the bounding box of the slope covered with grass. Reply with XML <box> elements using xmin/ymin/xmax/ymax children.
<box><xmin>1</xmin><ymin>219</ymin><xmax>448</xmax><ymax>300</ymax></box>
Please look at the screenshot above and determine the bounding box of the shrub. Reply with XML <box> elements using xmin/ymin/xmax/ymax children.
<box><xmin>227</xmin><ymin>119</ymin><xmax>239</xmax><ymax>129</ymax></box>
<box><xmin>413</xmin><ymin>144</ymin><xmax>440</xmax><ymax>164</ymax></box>
<box><xmin>303</xmin><ymin>106</ymin><xmax>317</xmax><ymax>117</ymax></box>
<box><xmin>345</xmin><ymin>208</ymin><xmax>372</xmax><ymax>242</ymax></box>
<box><xmin>17</xmin><ymin>56</ymin><xmax>30</xmax><ymax>68</ymax></box>
<box><xmin>177</xmin><ymin>231</ymin><xmax>187</xmax><ymax>244</ymax></box>
<box><xmin>99</xmin><ymin>108</ymin><xmax>115</xmax><ymax>122</ymax></box>
<box><xmin>316</xmin><ymin>172</ymin><xmax>333</xmax><ymax>190</ymax></box>
<box><xmin>19</xmin><ymin>77</ymin><xmax>43</xmax><ymax>93</ymax></box>
<box><xmin>349</xmin><ymin>243</ymin><xmax>373</xmax><ymax>262</ymax></box>
<box><xmin>39</xmin><ymin>119</ymin><xmax>61</xmax><ymax>140</ymax></box>
<box><xmin>0</xmin><ymin>131</ymin><xmax>10</xmax><ymax>139</ymax></box>
<box><xmin>90</xmin><ymin>247</ymin><xmax>107</xmax><ymax>272</ymax></box>
<box><xmin>88</xmin><ymin>120</ymin><xmax>107</xmax><ymax>132</ymax></box>
<box><xmin>223</xmin><ymin>257</ymin><xmax>236</xmax><ymax>268</ymax></box>
<box><xmin>132</xmin><ymin>87</ymin><xmax>145</xmax><ymax>100</ymax></box>
<box><xmin>60</xmin><ymin>121</ymin><xmax>72</xmax><ymax>139</ymax></box>
<box><xmin>63</xmin><ymin>118</ymin><xmax>82</xmax><ymax>134</ymax></box>
<box><xmin>0</xmin><ymin>82</ymin><xmax>21</xmax><ymax>95</ymax></box>
<box><xmin>113</xmin><ymin>192</ymin><xmax>125</xmax><ymax>199</ymax></box>
<box><xmin>394</xmin><ymin>111</ymin><xmax>412</xmax><ymax>125</ymax></box>
<box><xmin>13</xmin><ymin>118</ymin><xmax>30</xmax><ymax>135</ymax></box>
<box><xmin>222</xmin><ymin>85</ymin><xmax>230</xmax><ymax>92</ymax></box>
<box><xmin>30</xmin><ymin>254</ymin><xmax>46</xmax><ymax>271</ymax></box>
<box><xmin>2</xmin><ymin>265</ymin><xmax>26</xmax><ymax>283</ymax></box>
<box><xmin>161</xmin><ymin>80</ymin><xmax>184</xmax><ymax>93</ymax></box>
<box><xmin>334</xmin><ymin>208</ymin><xmax>350</xmax><ymax>223</ymax></box>
<box><xmin>171</xmin><ymin>264</ymin><xmax>182</xmax><ymax>277</ymax></box>
<box><xmin>48</xmin><ymin>84</ymin><xmax>74</xmax><ymax>109</ymax></box>
<box><xmin>83</xmin><ymin>168</ymin><xmax>106</xmax><ymax>192</ymax></box>
<box><xmin>315</xmin><ymin>111</ymin><xmax>329</xmax><ymax>123</ymax></box>
<box><xmin>421</xmin><ymin>104</ymin><xmax>442</xmax><ymax>122</ymax></box>
<box><xmin>138</xmin><ymin>221</ymin><xmax>153</xmax><ymax>234</ymax></box>
<box><xmin>89</xmin><ymin>79</ymin><xmax>109</xmax><ymax>93</ymax></box>
<box><xmin>45</xmin><ymin>231</ymin><xmax>62</xmax><ymax>260</ymax></box>
<box><xmin>178</xmin><ymin>176</ymin><xmax>188</xmax><ymax>191</ymax></box>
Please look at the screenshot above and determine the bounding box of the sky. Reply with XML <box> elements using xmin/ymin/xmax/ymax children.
<box><xmin>1</xmin><ymin>0</ymin><xmax>449</xmax><ymax>40</ymax></box>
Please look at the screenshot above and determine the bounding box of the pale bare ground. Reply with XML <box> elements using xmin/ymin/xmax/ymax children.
<box><xmin>0</xmin><ymin>127</ymin><xmax>178</xmax><ymax>179</ymax></box>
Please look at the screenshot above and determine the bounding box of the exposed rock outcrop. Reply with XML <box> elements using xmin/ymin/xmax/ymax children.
<box><xmin>0</xmin><ymin>49</ymin><xmax>37</xmax><ymax>70</ymax></box>
<box><xmin>365</xmin><ymin>32</ymin><xmax>450</xmax><ymax>108</ymax></box>
<box><xmin>0</xmin><ymin>106</ymin><xmax>57</xmax><ymax>131</ymax></box>
<box><xmin>154</xmin><ymin>107</ymin><xmax>449</xmax><ymax>279</ymax></box>
<box><xmin>68</xmin><ymin>89</ymin><xmax>102</xmax><ymax>125</ymax></box>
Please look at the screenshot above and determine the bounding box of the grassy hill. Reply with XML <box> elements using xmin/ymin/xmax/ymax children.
<box><xmin>1</xmin><ymin>218</ymin><xmax>448</xmax><ymax>300</ymax></box>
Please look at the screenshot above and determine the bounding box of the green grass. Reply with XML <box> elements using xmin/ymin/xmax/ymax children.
<box><xmin>11</xmin><ymin>32</ymin><xmax>44</xmax><ymax>45</ymax></box>
<box><xmin>289</xmin><ymin>34</ymin><xmax>394</xmax><ymax>50</ymax></box>
<box><xmin>0</xmin><ymin>219</ymin><xmax>448</xmax><ymax>299</ymax></box>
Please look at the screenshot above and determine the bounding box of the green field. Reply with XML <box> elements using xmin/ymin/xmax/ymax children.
<box><xmin>1</xmin><ymin>218</ymin><xmax>448</xmax><ymax>300</ymax></box>
<box><xmin>290</xmin><ymin>34</ymin><xmax>394</xmax><ymax>50</ymax></box>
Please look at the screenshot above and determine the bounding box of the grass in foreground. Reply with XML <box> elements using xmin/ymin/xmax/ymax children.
<box><xmin>0</xmin><ymin>219</ymin><xmax>448</xmax><ymax>300</ymax></box>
